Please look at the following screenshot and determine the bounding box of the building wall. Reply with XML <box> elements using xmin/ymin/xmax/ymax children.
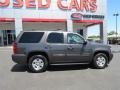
<box><xmin>23</xmin><ymin>22</ymin><xmax>66</xmax><ymax>31</ymax></box>
<box><xmin>0</xmin><ymin>30</ymin><xmax>2</xmax><ymax>46</ymax></box>
<box><xmin>0</xmin><ymin>0</ymin><xmax>108</xmax><ymax>44</ymax></box>
<box><xmin>0</xmin><ymin>30</ymin><xmax>4</xmax><ymax>46</ymax></box>
<box><xmin>0</xmin><ymin>22</ymin><xmax>15</xmax><ymax>30</ymax></box>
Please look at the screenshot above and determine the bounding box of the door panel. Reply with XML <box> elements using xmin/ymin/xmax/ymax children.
<box><xmin>48</xmin><ymin>44</ymin><xmax>66</xmax><ymax>63</ymax></box>
<box><xmin>46</xmin><ymin>32</ymin><xmax>66</xmax><ymax>63</ymax></box>
<box><xmin>66</xmin><ymin>44</ymin><xmax>83</xmax><ymax>62</ymax></box>
<box><xmin>66</xmin><ymin>33</ymin><xmax>90</xmax><ymax>63</ymax></box>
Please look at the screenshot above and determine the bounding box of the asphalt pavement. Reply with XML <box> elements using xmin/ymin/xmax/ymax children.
<box><xmin>0</xmin><ymin>46</ymin><xmax>120</xmax><ymax>90</ymax></box>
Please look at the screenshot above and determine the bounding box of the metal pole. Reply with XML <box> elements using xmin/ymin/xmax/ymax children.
<box><xmin>116</xmin><ymin>14</ymin><xmax>118</xmax><ymax>41</ymax></box>
<box><xmin>114</xmin><ymin>13</ymin><xmax>119</xmax><ymax>44</ymax></box>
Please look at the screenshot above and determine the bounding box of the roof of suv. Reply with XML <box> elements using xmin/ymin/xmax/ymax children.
<box><xmin>21</xmin><ymin>30</ymin><xmax>67</xmax><ymax>33</ymax></box>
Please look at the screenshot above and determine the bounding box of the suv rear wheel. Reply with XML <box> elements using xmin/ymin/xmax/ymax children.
<box><xmin>28</xmin><ymin>55</ymin><xmax>48</xmax><ymax>73</ymax></box>
<box><xmin>93</xmin><ymin>53</ymin><xmax>108</xmax><ymax>69</ymax></box>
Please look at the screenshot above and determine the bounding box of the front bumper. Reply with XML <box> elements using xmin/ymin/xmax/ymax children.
<box><xmin>12</xmin><ymin>54</ymin><xmax>27</xmax><ymax>64</ymax></box>
<box><xmin>109</xmin><ymin>53</ymin><xmax>113</xmax><ymax>63</ymax></box>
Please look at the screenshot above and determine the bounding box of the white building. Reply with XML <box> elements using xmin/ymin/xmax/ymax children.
<box><xmin>0</xmin><ymin>0</ymin><xmax>107</xmax><ymax>46</ymax></box>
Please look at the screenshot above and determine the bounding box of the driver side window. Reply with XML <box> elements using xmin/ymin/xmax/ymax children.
<box><xmin>67</xmin><ymin>33</ymin><xmax>84</xmax><ymax>44</ymax></box>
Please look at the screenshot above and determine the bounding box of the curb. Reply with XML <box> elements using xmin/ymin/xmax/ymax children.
<box><xmin>112</xmin><ymin>51</ymin><xmax>120</xmax><ymax>53</ymax></box>
<box><xmin>0</xmin><ymin>46</ymin><xmax>12</xmax><ymax>49</ymax></box>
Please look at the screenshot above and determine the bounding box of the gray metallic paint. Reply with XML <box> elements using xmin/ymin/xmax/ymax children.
<box><xmin>12</xmin><ymin>31</ymin><xmax>113</xmax><ymax>64</ymax></box>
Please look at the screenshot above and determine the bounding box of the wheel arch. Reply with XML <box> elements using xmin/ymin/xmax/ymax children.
<box><xmin>27</xmin><ymin>51</ymin><xmax>49</xmax><ymax>64</ymax></box>
<box><xmin>93</xmin><ymin>50</ymin><xmax>110</xmax><ymax>62</ymax></box>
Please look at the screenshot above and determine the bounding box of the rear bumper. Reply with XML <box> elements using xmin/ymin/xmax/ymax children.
<box><xmin>12</xmin><ymin>54</ymin><xmax>27</xmax><ymax>64</ymax></box>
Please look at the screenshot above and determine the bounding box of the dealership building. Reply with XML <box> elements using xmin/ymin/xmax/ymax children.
<box><xmin>0</xmin><ymin>0</ymin><xmax>107</xmax><ymax>46</ymax></box>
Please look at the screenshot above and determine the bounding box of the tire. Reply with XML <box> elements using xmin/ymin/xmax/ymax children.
<box><xmin>28</xmin><ymin>55</ymin><xmax>48</xmax><ymax>73</ymax></box>
<box><xmin>93</xmin><ymin>53</ymin><xmax>108</xmax><ymax>69</ymax></box>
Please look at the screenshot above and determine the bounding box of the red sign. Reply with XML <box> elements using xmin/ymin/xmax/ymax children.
<box><xmin>71</xmin><ymin>13</ymin><xmax>83</xmax><ymax>20</ymax></box>
<box><xmin>58</xmin><ymin>0</ymin><xmax>97</xmax><ymax>12</ymax></box>
<box><xmin>0</xmin><ymin>0</ymin><xmax>51</xmax><ymax>8</ymax></box>
<box><xmin>0</xmin><ymin>0</ymin><xmax>97</xmax><ymax>12</ymax></box>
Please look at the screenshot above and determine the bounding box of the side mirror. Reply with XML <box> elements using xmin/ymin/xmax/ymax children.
<box><xmin>83</xmin><ymin>40</ymin><xmax>87</xmax><ymax>45</ymax></box>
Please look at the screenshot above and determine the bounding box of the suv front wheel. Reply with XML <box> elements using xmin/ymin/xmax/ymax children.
<box><xmin>93</xmin><ymin>53</ymin><xmax>108</xmax><ymax>69</ymax></box>
<box><xmin>28</xmin><ymin>55</ymin><xmax>48</xmax><ymax>73</ymax></box>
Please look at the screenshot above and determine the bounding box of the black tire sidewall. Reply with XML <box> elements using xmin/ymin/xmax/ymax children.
<box><xmin>28</xmin><ymin>55</ymin><xmax>48</xmax><ymax>73</ymax></box>
<box><xmin>93</xmin><ymin>53</ymin><xmax>108</xmax><ymax>69</ymax></box>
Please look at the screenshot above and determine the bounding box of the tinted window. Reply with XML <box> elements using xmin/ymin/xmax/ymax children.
<box><xmin>19</xmin><ymin>32</ymin><xmax>44</xmax><ymax>43</ymax></box>
<box><xmin>47</xmin><ymin>33</ymin><xmax>64</xmax><ymax>43</ymax></box>
<box><xmin>67</xmin><ymin>33</ymin><xmax>84</xmax><ymax>44</ymax></box>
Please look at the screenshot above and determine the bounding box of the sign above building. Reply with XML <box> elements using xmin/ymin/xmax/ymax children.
<box><xmin>0</xmin><ymin>0</ymin><xmax>107</xmax><ymax>20</ymax></box>
<box><xmin>71</xmin><ymin>13</ymin><xmax>105</xmax><ymax>20</ymax></box>
<box><xmin>0</xmin><ymin>0</ymin><xmax>97</xmax><ymax>12</ymax></box>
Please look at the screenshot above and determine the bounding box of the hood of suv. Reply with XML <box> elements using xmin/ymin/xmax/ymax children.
<box><xmin>88</xmin><ymin>41</ymin><xmax>111</xmax><ymax>49</ymax></box>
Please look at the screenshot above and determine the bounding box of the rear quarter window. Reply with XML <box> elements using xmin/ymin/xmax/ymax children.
<box><xmin>19</xmin><ymin>32</ymin><xmax>44</xmax><ymax>43</ymax></box>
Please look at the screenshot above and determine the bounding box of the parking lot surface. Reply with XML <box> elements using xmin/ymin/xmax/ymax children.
<box><xmin>0</xmin><ymin>46</ymin><xmax>120</xmax><ymax>90</ymax></box>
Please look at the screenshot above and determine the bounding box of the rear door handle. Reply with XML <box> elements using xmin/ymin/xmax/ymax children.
<box><xmin>45</xmin><ymin>46</ymin><xmax>52</xmax><ymax>49</ymax></box>
<box><xmin>67</xmin><ymin>46</ymin><xmax>73</xmax><ymax>50</ymax></box>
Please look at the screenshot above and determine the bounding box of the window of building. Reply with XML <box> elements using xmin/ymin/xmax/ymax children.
<box><xmin>77</xmin><ymin>29</ymin><xmax>83</xmax><ymax>36</ymax></box>
<box><xmin>47</xmin><ymin>33</ymin><xmax>64</xmax><ymax>43</ymax></box>
<box><xmin>19</xmin><ymin>32</ymin><xmax>44</xmax><ymax>43</ymax></box>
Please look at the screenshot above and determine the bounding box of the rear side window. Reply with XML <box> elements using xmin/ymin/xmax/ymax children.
<box><xmin>47</xmin><ymin>33</ymin><xmax>64</xmax><ymax>43</ymax></box>
<box><xmin>19</xmin><ymin>32</ymin><xmax>44</xmax><ymax>43</ymax></box>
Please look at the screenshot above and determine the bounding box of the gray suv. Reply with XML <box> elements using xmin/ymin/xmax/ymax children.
<box><xmin>12</xmin><ymin>31</ymin><xmax>113</xmax><ymax>73</ymax></box>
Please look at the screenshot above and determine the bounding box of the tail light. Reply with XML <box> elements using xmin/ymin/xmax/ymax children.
<box><xmin>13</xmin><ymin>42</ymin><xmax>17</xmax><ymax>54</ymax></box>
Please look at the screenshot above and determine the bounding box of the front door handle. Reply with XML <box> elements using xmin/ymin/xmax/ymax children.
<box><xmin>67</xmin><ymin>46</ymin><xmax>73</xmax><ymax>50</ymax></box>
